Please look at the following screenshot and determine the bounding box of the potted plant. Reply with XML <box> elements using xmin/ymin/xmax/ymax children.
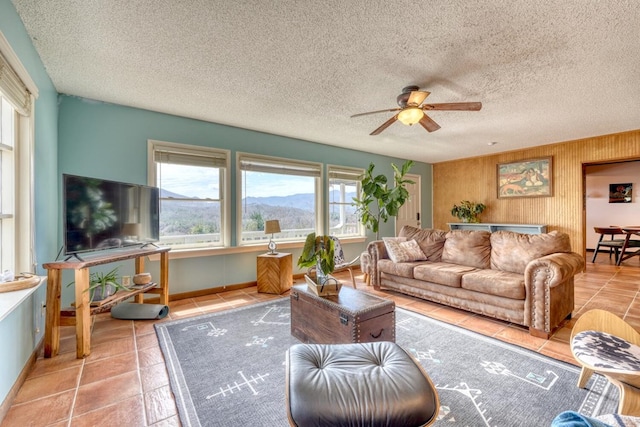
<box><xmin>450</xmin><ymin>200</ymin><xmax>486</xmax><ymax>223</ymax></box>
<box><xmin>67</xmin><ymin>266</ymin><xmax>131</xmax><ymax>302</ymax></box>
<box><xmin>353</xmin><ymin>160</ymin><xmax>414</xmax><ymax>240</ymax></box>
<box><xmin>297</xmin><ymin>233</ymin><xmax>335</xmax><ymax>286</ymax></box>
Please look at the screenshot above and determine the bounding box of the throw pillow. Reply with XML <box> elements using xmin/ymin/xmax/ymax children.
<box><xmin>383</xmin><ymin>237</ymin><xmax>409</xmax><ymax>263</ymax></box>
<box><xmin>399</xmin><ymin>225</ymin><xmax>447</xmax><ymax>261</ymax></box>
<box><xmin>383</xmin><ymin>237</ymin><xmax>427</xmax><ymax>263</ymax></box>
<box><xmin>400</xmin><ymin>239</ymin><xmax>427</xmax><ymax>261</ymax></box>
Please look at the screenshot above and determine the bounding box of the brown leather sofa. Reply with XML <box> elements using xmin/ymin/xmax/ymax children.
<box><xmin>368</xmin><ymin>226</ymin><xmax>585</xmax><ymax>338</ymax></box>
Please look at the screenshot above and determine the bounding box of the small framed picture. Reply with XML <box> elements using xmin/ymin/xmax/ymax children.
<box><xmin>497</xmin><ymin>157</ymin><xmax>553</xmax><ymax>198</ymax></box>
<box><xmin>609</xmin><ymin>183</ymin><xmax>632</xmax><ymax>203</ymax></box>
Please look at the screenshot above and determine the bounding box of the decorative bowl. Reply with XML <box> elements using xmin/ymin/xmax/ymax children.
<box><xmin>133</xmin><ymin>272</ymin><xmax>152</xmax><ymax>285</ymax></box>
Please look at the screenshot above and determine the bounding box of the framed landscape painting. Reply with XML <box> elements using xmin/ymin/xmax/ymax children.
<box><xmin>497</xmin><ymin>157</ymin><xmax>552</xmax><ymax>198</ymax></box>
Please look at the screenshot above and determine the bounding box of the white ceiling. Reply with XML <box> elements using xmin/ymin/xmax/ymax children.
<box><xmin>11</xmin><ymin>0</ymin><xmax>640</xmax><ymax>163</ymax></box>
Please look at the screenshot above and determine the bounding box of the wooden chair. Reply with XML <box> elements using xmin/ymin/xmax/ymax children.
<box><xmin>329</xmin><ymin>236</ymin><xmax>360</xmax><ymax>288</ymax></box>
<box><xmin>591</xmin><ymin>226</ymin><xmax>626</xmax><ymax>263</ymax></box>
<box><xmin>570</xmin><ymin>309</ymin><xmax>640</xmax><ymax>415</ymax></box>
<box><xmin>360</xmin><ymin>250</ymin><xmax>371</xmax><ymax>286</ymax></box>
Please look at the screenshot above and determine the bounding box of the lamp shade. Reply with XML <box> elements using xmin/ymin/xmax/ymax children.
<box><xmin>265</xmin><ymin>220</ymin><xmax>281</xmax><ymax>234</ymax></box>
<box><xmin>397</xmin><ymin>107</ymin><xmax>424</xmax><ymax>125</ymax></box>
<box><xmin>122</xmin><ymin>222</ymin><xmax>141</xmax><ymax>237</ymax></box>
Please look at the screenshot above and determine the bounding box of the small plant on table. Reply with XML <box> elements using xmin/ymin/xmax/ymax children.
<box><xmin>451</xmin><ymin>200</ymin><xmax>486</xmax><ymax>223</ymax></box>
<box><xmin>297</xmin><ymin>233</ymin><xmax>335</xmax><ymax>285</ymax></box>
<box><xmin>67</xmin><ymin>266</ymin><xmax>131</xmax><ymax>302</ymax></box>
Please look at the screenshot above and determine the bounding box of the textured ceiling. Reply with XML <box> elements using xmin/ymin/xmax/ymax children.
<box><xmin>11</xmin><ymin>0</ymin><xmax>640</xmax><ymax>163</ymax></box>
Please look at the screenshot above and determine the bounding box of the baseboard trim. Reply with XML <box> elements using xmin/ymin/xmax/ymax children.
<box><xmin>170</xmin><ymin>281</ymin><xmax>258</xmax><ymax>301</ymax></box>
<box><xmin>0</xmin><ymin>338</ymin><xmax>43</xmax><ymax>423</ymax></box>
<box><xmin>169</xmin><ymin>273</ymin><xmax>307</xmax><ymax>301</ymax></box>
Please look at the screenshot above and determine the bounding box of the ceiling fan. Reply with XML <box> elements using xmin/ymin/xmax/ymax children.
<box><xmin>351</xmin><ymin>85</ymin><xmax>482</xmax><ymax>135</ymax></box>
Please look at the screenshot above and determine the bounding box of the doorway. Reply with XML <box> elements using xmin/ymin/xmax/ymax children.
<box><xmin>396</xmin><ymin>173</ymin><xmax>421</xmax><ymax>234</ymax></box>
<box><xmin>583</xmin><ymin>160</ymin><xmax>640</xmax><ymax>253</ymax></box>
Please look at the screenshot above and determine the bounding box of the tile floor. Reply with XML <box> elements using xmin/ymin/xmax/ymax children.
<box><xmin>1</xmin><ymin>251</ymin><xmax>639</xmax><ymax>426</ymax></box>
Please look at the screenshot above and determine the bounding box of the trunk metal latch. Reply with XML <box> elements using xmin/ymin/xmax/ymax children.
<box><xmin>340</xmin><ymin>313</ymin><xmax>348</xmax><ymax>325</ymax></box>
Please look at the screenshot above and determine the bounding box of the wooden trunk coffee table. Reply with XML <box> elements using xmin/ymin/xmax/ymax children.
<box><xmin>290</xmin><ymin>283</ymin><xmax>395</xmax><ymax>344</ymax></box>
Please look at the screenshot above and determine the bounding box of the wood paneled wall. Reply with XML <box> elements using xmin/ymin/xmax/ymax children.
<box><xmin>433</xmin><ymin>130</ymin><xmax>640</xmax><ymax>254</ymax></box>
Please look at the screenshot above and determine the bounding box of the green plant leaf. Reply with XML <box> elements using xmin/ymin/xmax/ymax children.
<box><xmin>297</xmin><ymin>233</ymin><xmax>318</xmax><ymax>268</ymax></box>
<box><xmin>297</xmin><ymin>233</ymin><xmax>335</xmax><ymax>275</ymax></box>
<box><xmin>451</xmin><ymin>200</ymin><xmax>486</xmax><ymax>221</ymax></box>
<box><xmin>352</xmin><ymin>160</ymin><xmax>414</xmax><ymax>239</ymax></box>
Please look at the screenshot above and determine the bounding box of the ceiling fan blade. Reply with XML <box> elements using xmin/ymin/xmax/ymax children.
<box><xmin>407</xmin><ymin>90</ymin><xmax>430</xmax><ymax>106</ymax></box>
<box><xmin>418</xmin><ymin>114</ymin><xmax>441</xmax><ymax>133</ymax></box>
<box><xmin>351</xmin><ymin>108</ymin><xmax>401</xmax><ymax>118</ymax></box>
<box><xmin>370</xmin><ymin>115</ymin><xmax>398</xmax><ymax>135</ymax></box>
<box><xmin>423</xmin><ymin>102</ymin><xmax>482</xmax><ymax>111</ymax></box>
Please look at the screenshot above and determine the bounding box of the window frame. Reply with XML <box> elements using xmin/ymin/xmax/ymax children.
<box><xmin>147</xmin><ymin>139</ymin><xmax>231</xmax><ymax>250</ymax></box>
<box><xmin>327</xmin><ymin>165</ymin><xmax>364</xmax><ymax>238</ymax></box>
<box><xmin>236</xmin><ymin>152</ymin><xmax>323</xmax><ymax>247</ymax></box>
<box><xmin>0</xmin><ymin>32</ymin><xmax>37</xmax><ymax>275</ymax></box>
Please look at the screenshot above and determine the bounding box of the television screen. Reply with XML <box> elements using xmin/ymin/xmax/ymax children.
<box><xmin>63</xmin><ymin>174</ymin><xmax>160</xmax><ymax>255</ymax></box>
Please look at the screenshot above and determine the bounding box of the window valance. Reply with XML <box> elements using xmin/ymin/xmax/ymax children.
<box><xmin>0</xmin><ymin>51</ymin><xmax>31</xmax><ymax>116</ymax></box>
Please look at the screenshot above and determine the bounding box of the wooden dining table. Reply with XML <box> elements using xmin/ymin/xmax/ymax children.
<box><xmin>616</xmin><ymin>227</ymin><xmax>640</xmax><ymax>266</ymax></box>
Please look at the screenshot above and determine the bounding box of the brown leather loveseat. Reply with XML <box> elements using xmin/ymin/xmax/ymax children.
<box><xmin>368</xmin><ymin>225</ymin><xmax>585</xmax><ymax>338</ymax></box>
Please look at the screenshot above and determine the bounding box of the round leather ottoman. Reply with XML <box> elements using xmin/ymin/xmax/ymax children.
<box><xmin>285</xmin><ymin>341</ymin><xmax>439</xmax><ymax>427</ymax></box>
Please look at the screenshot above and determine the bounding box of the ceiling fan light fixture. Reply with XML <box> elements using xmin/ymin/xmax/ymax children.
<box><xmin>397</xmin><ymin>107</ymin><xmax>424</xmax><ymax>125</ymax></box>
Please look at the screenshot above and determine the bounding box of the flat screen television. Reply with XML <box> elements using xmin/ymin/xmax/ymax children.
<box><xmin>63</xmin><ymin>174</ymin><xmax>160</xmax><ymax>257</ymax></box>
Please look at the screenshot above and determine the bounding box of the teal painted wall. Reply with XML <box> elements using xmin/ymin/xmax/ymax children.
<box><xmin>57</xmin><ymin>95</ymin><xmax>433</xmax><ymax>302</ymax></box>
<box><xmin>0</xmin><ymin>0</ymin><xmax>433</xmax><ymax>407</ymax></box>
<box><xmin>0</xmin><ymin>0</ymin><xmax>59</xmax><ymax>408</ymax></box>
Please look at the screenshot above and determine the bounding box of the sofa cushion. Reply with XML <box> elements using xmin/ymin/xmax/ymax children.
<box><xmin>378</xmin><ymin>259</ymin><xmax>427</xmax><ymax>279</ymax></box>
<box><xmin>461</xmin><ymin>270</ymin><xmax>526</xmax><ymax>300</ymax></box>
<box><xmin>398</xmin><ymin>226</ymin><xmax>447</xmax><ymax>262</ymax></box>
<box><xmin>413</xmin><ymin>262</ymin><xmax>479</xmax><ymax>288</ymax></box>
<box><xmin>490</xmin><ymin>230</ymin><xmax>572</xmax><ymax>274</ymax></box>
<box><xmin>441</xmin><ymin>230</ymin><xmax>491</xmax><ymax>269</ymax></box>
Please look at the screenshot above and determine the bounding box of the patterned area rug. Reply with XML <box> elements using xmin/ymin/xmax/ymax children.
<box><xmin>155</xmin><ymin>298</ymin><xmax>618</xmax><ymax>427</ymax></box>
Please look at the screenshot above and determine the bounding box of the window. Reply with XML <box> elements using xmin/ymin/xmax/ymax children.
<box><xmin>328</xmin><ymin>166</ymin><xmax>364</xmax><ymax>238</ymax></box>
<box><xmin>148</xmin><ymin>140</ymin><xmax>229</xmax><ymax>250</ymax></box>
<box><xmin>0</xmin><ymin>97</ymin><xmax>16</xmax><ymax>272</ymax></box>
<box><xmin>238</xmin><ymin>154</ymin><xmax>322</xmax><ymax>245</ymax></box>
<box><xmin>0</xmin><ymin>36</ymin><xmax>37</xmax><ymax>275</ymax></box>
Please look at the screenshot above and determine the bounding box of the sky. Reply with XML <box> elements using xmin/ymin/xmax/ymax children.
<box><xmin>160</xmin><ymin>164</ymin><xmax>315</xmax><ymax>198</ymax></box>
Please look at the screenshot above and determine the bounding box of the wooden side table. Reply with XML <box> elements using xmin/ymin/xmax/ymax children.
<box><xmin>43</xmin><ymin>247</ymin><xmax>170</xmax><ymax>359</ymax></box>
<box><xmin>257</xmin><ymin>252</ymin><xmax>292</xmax><ymax>294</ymax></box>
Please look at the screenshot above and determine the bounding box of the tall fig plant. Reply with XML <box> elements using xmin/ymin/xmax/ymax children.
<box><xmin>353</xmin><ymin>160</ymin><xmax>414</xmax><ymax>240</ymax></box>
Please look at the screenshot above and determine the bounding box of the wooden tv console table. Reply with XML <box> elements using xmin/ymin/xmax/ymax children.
<box><xmin>43</xmin><ymin>246</ymin><xmax>170</xmax><ymax>359</ymax></box>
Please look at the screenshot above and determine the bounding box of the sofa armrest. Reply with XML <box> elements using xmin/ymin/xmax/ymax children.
<box><xmin>367</xmin><ymin>241</ymin><xmax>388</xmax><ymax>289</ymax></box>
<box><xmin>526</xmin><ymin>252</ymin><xmax>585</xmax><ymax>285</ymax></box>
<box><xmin>524</xmin><ymin>252</ymin><xmax>585</xmax><ymax>336</ymax></box>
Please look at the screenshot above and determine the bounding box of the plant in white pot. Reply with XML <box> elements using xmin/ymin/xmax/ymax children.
<box><xmin>450</xmin><ymin>200</ymin><xmax>486</xmax><ymax>223</ymax></box>
<box><xmin>297</xmin><ymin>233</ymin><xmax>335</xmax><ymax>286</ymax></box>
<box><xmin>67</xmin><ymin>266</ymin><xmax>131</xmax><ymax>302</ymax></box>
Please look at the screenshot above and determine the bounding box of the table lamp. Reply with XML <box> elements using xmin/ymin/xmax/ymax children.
<box><xmin>122</xmin><ymin>223</ymin><xmax>142</xmax><ymax>241</ymax></box>
<box><xmin>265</xmin><ymin>220</ymin><xmax>281</xmax><ymax>255</ymax></box>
